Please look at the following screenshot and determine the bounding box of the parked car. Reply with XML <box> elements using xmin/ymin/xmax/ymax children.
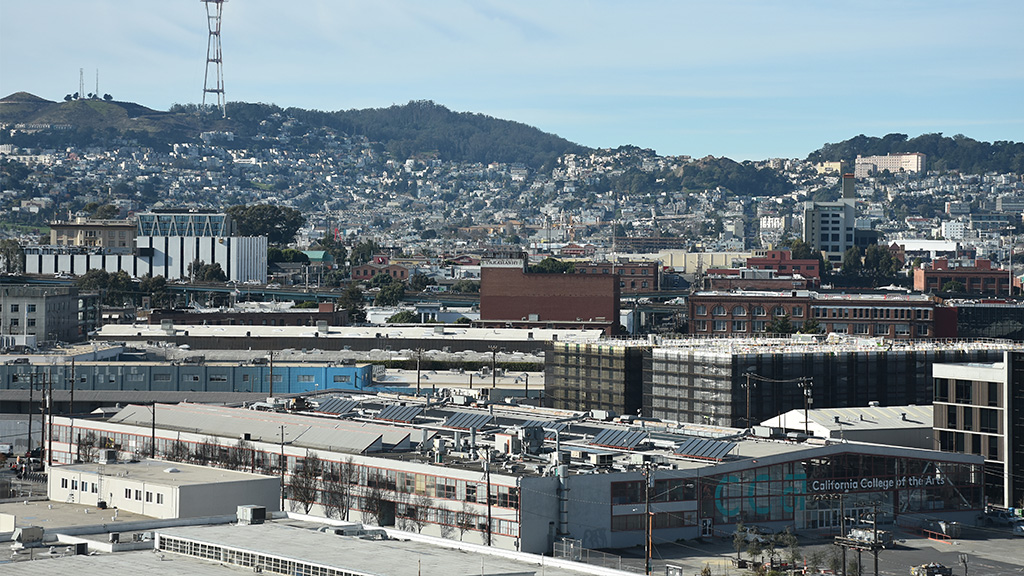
<box><xmin>979</xmin><ymin>509</ymin><xmax>1016</xmax><ymax>527</ymax></box>
<box><xmin>1012</xmin><ymin>520</ymin><xmax>1024</xmax><ymax>537</ymax></box>
<box><xmin>910</xmin><ymin>563</ymin><xmax>952</xmax><ymax>576</ymax></box>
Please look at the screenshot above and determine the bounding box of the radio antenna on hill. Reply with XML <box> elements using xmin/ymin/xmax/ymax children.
<box><xmin>201</xmin><ymin>0</ymin><xmax>227</xmax><ymax>118</ymax></box>
<box><xmin>79</xmin><ymin>68</ymin><xmax>84</xmax><ymax>99</ymax></box>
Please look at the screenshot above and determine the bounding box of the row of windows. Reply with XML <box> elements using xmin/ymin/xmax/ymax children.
<box><xmin>123</xmin><ymin>487</ymin><xmax>165</xmax><ymax>504</ymax></box>
<box><xmin>59</xmin><ymin>477</ymin><xmax>99</xmax><ymax>493</ymax></box>
<box><xmin>694</xmin><ymin>305</ymin><xmax>799</xmax><ymax>317</ymax></box>
<box><xmin>814</xmin><ymin>307</ymin><xmax>929</xmax><ymax>320</ymax></box>
<box><xmin>8</xmin><ymin>304</ymin><xmax>37</xmax><ymax>313</ymax></box>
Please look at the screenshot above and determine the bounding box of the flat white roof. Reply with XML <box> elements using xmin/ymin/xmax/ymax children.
<box><xmin>98</xmin><ymin>323</ymin><xmax>604</xmax><ymax>342</ymax></box>
<box><xmin>53</xmin><ymin>459</ymin><xmax>276</xmax><ymax>487</ymax></box>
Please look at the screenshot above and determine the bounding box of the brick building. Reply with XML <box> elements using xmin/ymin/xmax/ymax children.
<box><xmin>480</xmin><ymin>258</ymin><xmax>619</xmax><ymax>334</ymax></box>
<box><xmin>689</xmin><ymin>291</ymin><xmax>935</xmax><ymax>339</ymax></box>
<box><xmin>745</xmin><ymin>250</ymin><xmax>820</xmax><ymax>279</ymax></box>
<box><xmin>573</xmin><ymin>259</ymin><xmax>660</xmax><ymax>293</ymax></box>
<box><xmin>913</xmin><ymin>258</ymin><xmax>1011</xmax><ymax>295</ymax></box>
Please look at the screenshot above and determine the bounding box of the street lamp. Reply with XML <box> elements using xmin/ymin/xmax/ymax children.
<box><xmin>415</xmin><ymin>348</ymin><xmax>423</xmax><ymax>396</ymax></box>
<box><xmin>488</xmin><ymin>345</ymin><xmax>499</xmax><ymax>388</ymax></box>
<box><xmin>798</xmin><ymin>378</ymin><xmax>813</xmax><ymax>436</ymax></box>
<box><xmin>741</xmin><ymin>368</ymin><xmax>757</xmax><ymax>430</ymax></box>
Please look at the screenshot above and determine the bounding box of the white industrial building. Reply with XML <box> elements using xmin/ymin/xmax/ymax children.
<box><xmin>47</xmin><ymin>459</ymin><xmax>280</xmax><ymax>519</ymax></box>
<box><xmin>44</xmin><ymin>397</ymin><xmax>987</xmax><ymax>555</ymax></box>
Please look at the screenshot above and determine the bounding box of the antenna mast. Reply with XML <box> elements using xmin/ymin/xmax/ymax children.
<box><xmin>201</xmin><ymin>0</ymin><xmax>227</xmax><ymax>118</ymax></box>
<box><xmin>79</xmin><ymin>68</ymin><xmax>84</xmax><ymax>99</ymax></box>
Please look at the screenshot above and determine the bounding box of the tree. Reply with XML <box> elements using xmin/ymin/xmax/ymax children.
<box><xmin>226</xmin><ymin>438</ymin><xmax>254</xmax><ymax>471</ymax></box>
<box><xmin>362</xmin><ymin>471</ymin><xmax>388</xmax><ymax>526</ymax></box>
<box><xmin>732</xmin><ymin>522</ymin><xmax>747</xmax><ymax>560</ymax></box>
<box><xmin>528</xmin><ymin>257</ymin><xmax>574</xmax><ymax>274</ymax></box>
<box><xmin>103</xmin><ymin>93</ymin><xmax>113</xmax><ymax>101</ymax></box>
<box><xmin>375</xmin><ymin>282</ymin><xmax>405</xmax><ymax>306</ymax></box>
<box><xmin>411</xmin><ymin>494</ymin><xmax>434</xmax><ymax>533</ymax></box>
<box><xmin>437</xmin><ymin>505</ymin><xmax>455</xmax><ymax>539</ymax></box>
<box><xmin>226</xmin><ymin>204</ymin><xmax>305</xmax><ymax>245</ymax></box>
<box><xmin>77</xmin><ymin>431</ymin><xmax>97</xmax><ymax>463</ymax></box>
<box><xmin>941</xmin><ymin>280</ymin><xmax>965</xmax><ymax>292</ymax></box>
<box><xmin>64</xmin><ymin>94</ymin><xmax>73</xmax><ymax>102</ymax></box>
<box><xmin>91</xmin><ymin>204</ymin><xmax>119</xmax><ymax>219</ymax></box>
<box><xmin>138</xmin><ymin>275</ymin><xmax>169</xmax><ymax>308</ymax></box>
<box><xmin>408</xmin><ymin>273</ymin><xmax>436</xmax><ymax>292</ymax></box>
<box><xmin>189</xmin><ymin>260</ymin><xmax>227</xmax><ymax>282</ymax></box>
<box><xmin>349</xmin><ymin>240</ymin><xmax>380</xmax><ymax>266</ymax></box>
<box><xmin>370</xmin><ymin>272</ymin><xmax>394</xmax><ymax>287</ymax></box>
<box><xmin>322</xmin><ymin>457</ymin><xmax>355</xmax><ymax>520</ymax></box>
<box><xmin>449</xmin><ymin>279</ymin><xmax>480</xmax><ymax>294</ymax></box>
<box><xmin>456</xmin><ymin>501</ymin><xmax>475</xmax><ymax>541</ymax></box>
<box><xmin>387</xmin><ymin>310</ymin><xmax>418</xmax><ymax>324</ymax></box>
<box><xmin>289</xmin><ymin>451</ymin><xmax>322</xmax><ymax>514</ymax></box>
<box><xmin>766</xmin><ymin>314</ymin><xmax>795</xmax><ymax>334</ymax></box>
<box><xmin>863</xmin><ymin>244</ymin><xmax>901</xmax><ymax>280</ymax></box>
<box><xmin>841</xmin><ymin>246</ymin><xmax>863</xmax><ymax>276</ymax></box>
<box><xmin>338</xmin><ymin>284</ymin><xmax>366</xmax><ymax>323</ymax></box>
<box><xmin>0</xmin><ymin>239</ymin><xmax>25</xmax><ymax>274</ymax></box>
<box><xmin>798</xmin><ymin>318</ymin><xmax>822</xmax><ymax>334</ymax></box>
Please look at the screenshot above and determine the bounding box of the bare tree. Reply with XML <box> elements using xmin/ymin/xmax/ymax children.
<box><xmin>193</xmin><ymin>436</ymin><xmax>220</xmax><ymax>465</ymax></box>
<box><xmin>289</xmin><ymin>451</ymin><xmax>322</xmax><ymax>514</ymax></box>
<box><xmin>226</xmin><ymin>438</ymin><xmax>254</xmax><ymax>471</ymax></box>
<box><xmin>361</xmin><ymin>471</ymin><xmax>387</xmax><ymax>525</ymax></box>
<box><xmin>77</xmin><ymin>431</ymin><xmax>97</xmax><ymax>463</ymax></box>
<box><xmin>394</xmin><ymin>490</ymin><xmax>414</xmax><ymax>531</ymax></box>
<box><xmin>321</xmin><ymin>458</ymin><xmax>355</xmax><ymax>520</ymax></box>
<box><xmin>437</xmin><ymin>504</ymin><xmax>454</xmax><ymax>539</ymax></box>
<box><xmin>166</xmin><ymin>440</ymin><xmax>190</xmax><ymax>462</ymax></box>
<box><xmin>456</xmin><ymin>500</ymin><xmax>475</xmax><ymax>541</ymax></box>
<box><xmin>411</xmin><ymin>494</ymin><xmax>434</xmax><ymax>534</ymax></box>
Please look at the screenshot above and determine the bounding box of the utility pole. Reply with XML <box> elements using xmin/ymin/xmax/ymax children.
<box><xmin>742</xmin><ymin>371</ymin><xmax>757</xmax><ymax>430</ymax></box>
<box><xmin>483</xmin><ymin>460</ymin><xmax>493</xmax><ymax>546</ymax></box>
<box><xmin>151</xmin><ymin>403</ymin><xmax>157</xmax><ymax>459</ymax></box>
<box><xmin>489</xmin><ymin>345</ymin><xmax>498</xmax><ymax>388</ymax></box>
<box><xmin>643</xmin><ymin>463</ymin><xmax>654</xmax><ymax>575</ymax></box>
<box><xmin>799</xmin><ymin>378</ymin><xmax>813</xmax><ymax>436</ymax></box>
<box><xmin>416</xmin><ymin>348</ymin><xmax>422</xmax><ymax>396</ymax></box>
<box><xmin>46</xmin><ymin>368</ymin><xmax>53</xmax><ymax>466</ymax></box>
<box><xmin>279</xmin><ymin>424</ymin><xmax>285</xmax><ymax>511</ymax></box>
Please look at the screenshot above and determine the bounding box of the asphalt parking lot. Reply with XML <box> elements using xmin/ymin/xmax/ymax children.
<box><xmin>603</xmin><ymin>523</ymin><xmax>1024</xmax><ymax>575</ymax></box>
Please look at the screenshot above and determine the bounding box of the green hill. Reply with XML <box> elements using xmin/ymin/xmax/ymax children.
<box><xmin>807</xmin><ymin>133</ymin><xmax>1024</xmax><ymax>174</ymax></box>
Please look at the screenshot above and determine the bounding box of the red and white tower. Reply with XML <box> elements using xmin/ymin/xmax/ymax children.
<box><xmin>201</xmin><ymin>0</ymin><xmax>227</xmax><ymax>118</ymax></box>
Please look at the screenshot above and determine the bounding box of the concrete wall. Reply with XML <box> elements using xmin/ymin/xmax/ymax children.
<box><xmin>179</xmin><ymin>477</ymin><xmax>280</xmax><ymax>518</ymax></box>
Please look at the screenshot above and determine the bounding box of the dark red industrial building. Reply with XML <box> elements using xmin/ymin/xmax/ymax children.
<box><xmin>479</xmin><ymin>259</ymin><xmax>620</xmax><ymax>334</ymax></box>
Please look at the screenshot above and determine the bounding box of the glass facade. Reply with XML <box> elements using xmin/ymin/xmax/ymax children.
<box><xmin>545</xmin><ymin>342</ymin><xmax>646</xmax><ymax>415</ymax></box>
<box><xmin>609</xmin><ymin>451</ymin><xmax>983</xmax><ymax>535</ymax></box>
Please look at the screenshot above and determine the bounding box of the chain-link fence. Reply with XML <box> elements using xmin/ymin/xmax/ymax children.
<box><xmin>553</xmin><ymin>538</ymin><xmax>644</xmax><ymax>573</ymax></box>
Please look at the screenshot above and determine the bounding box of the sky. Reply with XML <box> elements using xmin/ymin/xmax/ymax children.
<box><xmin>1</xmin><ymin>1</ymin><xmax>1022</xmax><ymax>161</ymax></box>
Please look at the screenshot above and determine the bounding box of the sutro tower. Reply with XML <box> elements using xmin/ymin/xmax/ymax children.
<box><xmin>201</xmin><ymin>0</ymin><xmax>227</xmax><ymax>118</ymax></box>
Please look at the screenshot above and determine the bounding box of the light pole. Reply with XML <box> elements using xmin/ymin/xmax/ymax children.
<box><xmin>741</xmin><ymin>369</ymin><xmax>757</xmax><ymax>430</ymax></box>
<box><xmin>415</xmin><ymin>348</ymin><xmax>422</xmax><ymax>396</ymax></box>
<box><xmin>488</xmin><ymin>345</ymin><xmax>499</xmax><ymax>388</ymax></box>
<box><xmin>798</xmin><ymin>378</ymin><xmax>813</xmax><ymax>436</ymax></box>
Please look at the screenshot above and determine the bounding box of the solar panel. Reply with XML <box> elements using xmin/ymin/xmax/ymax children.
<box><xmin>590</xmin><ymin>428</ymin><xmax>648</xmax><ymax>450</ymax></box>
<box><xmin>317</xmin><ymin>398</ymin><xmax>359</xmax><ymax>415</ymax></box>
<box><xmin>443</xmin><ymin>411</ymin><xmax>494</xmax><ymax>430</ymax></box>
<box><xmin>377</xmin><ymin>404</ymin><xmax>423</xmax><ymax>423</ymax></box>
<box><xmin>673</xmin><ymin>437</ymin><xmax>735</xmax><ymax>461</ymax></box>
<box><xmin>521</xmin><ymin>420</ymin><xmax>568</xmax><ymax>438</ymax></box>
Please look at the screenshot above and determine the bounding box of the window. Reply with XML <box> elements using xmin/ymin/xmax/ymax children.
<box><xmin>333</xmin><ymin>375</ymin><xmax>351</xmax><ymax>383</ymax></box>
<box><xmin>125</xmin><ymin>488</ymin><xmax>132</xmax><ymax>499</ymax></box>
<box><xmin>465</xmin><ymin>484</ymin><xmax>477</xmax><ymax>503</ymax></box>
<box><xmin>694</xmin><ymin>320</ymin><xmax>707</xmax><ymax>331</ymax></box>
<box><xmin>10</xmin><ymin>304</ymin><xmax>18</xmax><ymax>313</ymax></box>
<box><xmin>732</xmin><ymin>320</ymin><xmax>747</xmax><ymax>332</ymax></box>
<box><xmin>156</xmin><ymin>493</ymin><xmax>164</xmax><ymax>504</ymax></box>
<box><xmin>694</xmin><ymin>305</ymin><xmax>707</xmax><ymax>316</ymax></box>
<box><xmin>773</xmin><ymin>306</ymin><xmax>786</xmax><ymax>317</ymax></box>
<box><xmin>791</xmin><ymin>306</ymin><xmax>803</xmax><ymax>317</ymax></box>
<box><xmin>72</xmin><ymin>480</ymin><xmax>78</xmax><ymax>490</ymax></box>
<box><xmin>732</xmin><ymin>306</ymin><xmax>747</xmax><ymax>316</ymax></box>
<box><xmin>713</xmin><ymin>320</ymin><xmax>728</xmax><ymax>332</ymax></box>
<box><xmin>61</xmin><ymin>478</ymin><xmax>69</xmax><ymax>489</ymax></box>
<box><xmin>153</xmin><ymin>373</ymin><xmax>171</xmax><ymax>382</ymax></box>
<box><xmin>752</xmin><ymin>320</ymin><xmax>766</xmax><ymax>332</ymax></box>
<box><xmin>752</xmin><ymin>306</ymin><xmax>766</xmax><ymax>316</ymax></box>
<box><xmin>146</xmin><ymin>491</ymin><xmax>153</xmax><ymax>503</ymax></box>
<box><xmin>987</xmin><ymin>382</ymin><xmax>998</xmax><ymax>407</ymax></box>
<box><xmin>209</xmin><ymin>374</ymin><xmax>228</xmax><ymax>382</ymax></box>
<box><xmin>954</xmin><ymin>380</ymin><xmax>972</xmax><ymax>403</ymax></box>
<box><xmin>712</xmin><ymin>305</ymin><xmax>726</xmax><ymax>316</ymax></box>
<box><xmin>297</xmin><ymin>375</ymin><xmax>315</xmax><ymax>383</ymax></box>
<box><xmin>27</xmin><ymin>304</ymin><xmax>36</xmax><ymax>313</ymax></box>
<box><xmin>135</xmin><ymin>489</ymin><xmax>142</xmax><ymax>500</ymax></box>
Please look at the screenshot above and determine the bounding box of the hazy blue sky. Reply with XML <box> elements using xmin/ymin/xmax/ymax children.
<box><xmin>2</xmin><ymin>1</ymin><xmax>1021</xmax><ymax>160</ymax></box>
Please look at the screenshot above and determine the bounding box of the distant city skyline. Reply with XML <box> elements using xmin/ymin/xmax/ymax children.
<box><xmin>1</xmin><ymin>1</ymin><xmax>1022</xmax><ymax>161</ymax></box>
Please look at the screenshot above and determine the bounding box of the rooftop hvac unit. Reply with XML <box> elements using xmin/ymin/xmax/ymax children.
<box><xmin>316</xmin><ymin>321</ymin><xmax>329</xmax><ymax>333</ymax></box>
<box><xmin>100</xmin><ymin>449</ymin><xmax>117</xmax><ymax>464</ymax></box>
<box><xmin>160</xmin><ymin>320</ymin><xmax>174</xmax><ymax>331</ymax></box>
<box><xmin>237</xmin><ymin>504</ymin><xmax>266</xmax><ymax>525</ymax></box>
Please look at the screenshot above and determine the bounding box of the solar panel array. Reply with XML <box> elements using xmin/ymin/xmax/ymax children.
<box><xmin>376</xmin><ymin>404</ymin><xmax>423</xmax><ymax>423</ymax></box>
<box><xmin>674</xmin><ymin>437</ymin><xmax>735</xmax><ymax>461</ymax></box>
<box><xmin>443</xmin><ymin>411</ymin><xmax>494</xmax><ymax>430</ymax></box>
<box><xmin>317</xmin><ymin>398</ymin><xmax>359</xmax><ymax>415</ymax></box>
<box><xmin>521</xmin><ymin>420</ymin><xmax>568</xmax><ymax>438</ymax></box>
<box><xmin>590</xmin><ymin>428</ymin><xmax>648</xmax><ymax>450</ymax></box>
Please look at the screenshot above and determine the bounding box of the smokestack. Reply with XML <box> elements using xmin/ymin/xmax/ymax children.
<box><xmin>842</xmin><ymin>173</ymin><xmax>856</xmax><ymax>199</ymax></box>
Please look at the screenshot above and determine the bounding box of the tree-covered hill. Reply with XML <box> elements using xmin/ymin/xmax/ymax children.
<box><xmin>807</xmin><ymin>133</ymin><xmax>1024</xmax><ymax>174</ymax></box>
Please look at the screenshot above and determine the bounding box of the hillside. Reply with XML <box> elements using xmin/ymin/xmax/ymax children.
<box><xmin>807</xmin><ymin>133</ymin><xmax>1024</xmax><ymax>174</ymax></box>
